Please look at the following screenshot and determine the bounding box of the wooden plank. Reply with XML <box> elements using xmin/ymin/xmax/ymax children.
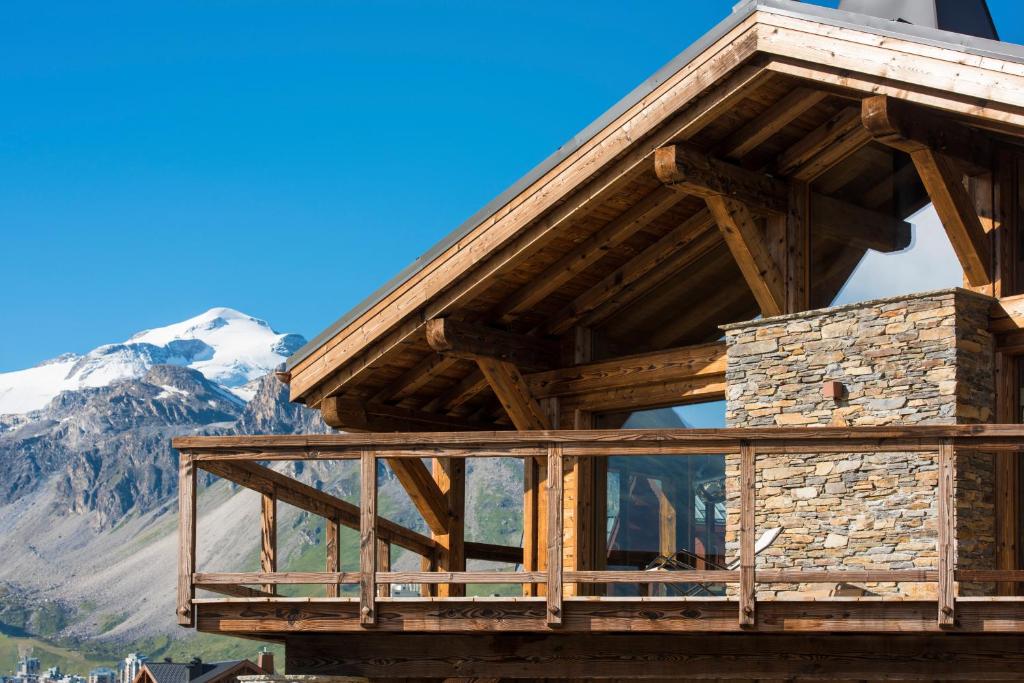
<box><xmin>377</xmin><ymin>572</ymin><xmax>545</xmax><ymax>584</ymax></box>
<box><xmin>284</xmin><ymin>632</ymin><xmax>1024</xmax><ymax>680</ymax></box>
<box><xmin>655</xmin><ymin>144</ymin><xmax>788</xmax><ymax>214</ymax></box>
<box><xmin>547</xmin><ymin>445</ymin><xmax>564</xmax><ymax>627</ymax></box>
<box><xmin>197</xmin><ymin>459</ymin><xmax>437</xmax><ymax>557</ymax></box>
<box><xmin>425</xmin><ymin>318</ymin><xmax>559</xmax><ymax>371</ymax></box>
<box><xmin>493</xmin><ymin>186</ymin><xmax>685</xmax><ymax>322</ymax></box>
<box><xmin>325</xmin><ymin>516</ymin><xmax>340</xmax><ymax>598</ymax></box>
<box><xmin>938</xmin><ymin>438</ymin><xmax>956</xmax><ymax>628</ymax></box>
<box><xmin>386</xmin><ymin>458</ymin><xmax>449</xmax><ymax>536</ymax></box>
<box><xmin>739</xmin><ymin>441</ymin><xmax>755</xmax><ymax>627</ymax></box>
<box><xmin>194</xmin><ymin>597</ymin><xmax>1024</xmax><ymax>634</ymax></box>
<box><xmin>260</xmin><ymin>489</ymin><xmax>278</xmax><ymax>595</ymax></box>
<box><xmin>810</xmin><ymin>193</ymin><xmax>912</xmax><ymax>253</ymax></box>
<box><xmin>321</xmin><ymin>395</ymin><xmax>500</xmax><ymax>432</ymax></box>
<box><xmin>706</xmin><ymin>195</ymin><xmax>785</xmax><ymax>317</ymax></box>
<box><xmin>360</xmin><ymin>449</ymin><xmax>377</xmax><ymax>626</ymax></box>
<box><xmin>776</xmin><ymin>107</ymin><xmax>871</xmax><ymax>181</ymax></box>
<box><xmin>194</xmin><ymin>572</ymin><xmax>360</xmax><ymax>585</ymax></box>
<box><xmin>177</xmin><ymin>452</ymin><xmax>197</xmax><ymax>626</ymax></box>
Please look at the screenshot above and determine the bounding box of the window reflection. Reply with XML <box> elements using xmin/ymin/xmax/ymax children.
<box><xmin>598</xmin><ymin>402</ymin><xmax>726</xmax><ymax>596</ymax></box>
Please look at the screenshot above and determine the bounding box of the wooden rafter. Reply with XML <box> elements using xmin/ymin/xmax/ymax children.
<box><xmin>776</xmin><ymin>107</ymin><xmax>872</xmax><ymax>181</ymax></box>
<box><xmin>387</xmin><ymin>458</ymin><xmax>450</xmax><ymax>536</ymax></box>
<box><xmin>370</xmin><ymin>354</ymin><xmax>461</xmax><ymax>405</ymax></box>
<box><xmin>705</xmin><ymin>194</ymin><xmax>785</xmax><ymax>316</ymax></box>
<box><xmin>863</xmin><ymin>95</ymin><xmax>993</xmax><ymax>286</ymax></box>
<box><xmin>320</xmin><ymin>396</ymin><xmax>501</xmax><ymax>432</ymax></box>
<box><xmin>425</xmin><ymin>318</ymin><xmax>558</xmax><ymax>372</ymax></box>
<box><xmin>717</xmin><ymin>86</ymin><xmax>828</xmax><ymax>160</ymax></box>
<box><xmin>491</xmin><ymin>185</ymin><xmax>685</xmax><ymax>323</ymax></box>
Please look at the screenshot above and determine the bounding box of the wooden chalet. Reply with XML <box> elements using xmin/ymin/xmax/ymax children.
<box><xmin>174</xmin><ymin>0</ymin><xmax>1024</xmax><ymax>679</ymax></box>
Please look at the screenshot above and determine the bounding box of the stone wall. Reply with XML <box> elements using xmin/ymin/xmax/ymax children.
<box><xmin>721</xmin><ymin>289</ymin><xmax>995</xmax><ymax>598</ymax></box>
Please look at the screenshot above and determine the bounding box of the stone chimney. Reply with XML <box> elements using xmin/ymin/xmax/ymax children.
<box><xmin>256</xmin><ymin>650</ymin><xmax>274</xmax><ymax>675</ymax></box>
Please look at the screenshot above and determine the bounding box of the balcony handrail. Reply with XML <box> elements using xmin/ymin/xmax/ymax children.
<box><xmin>175</xmin><ymin>426</ymin><xmax>1024</xmax><ymax>632</ymax></box>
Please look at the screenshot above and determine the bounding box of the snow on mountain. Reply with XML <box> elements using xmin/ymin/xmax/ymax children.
<box><xmin>0</xmin><ymin>308</ymin><xmax>306</xmax><ymax>415</ymax></box>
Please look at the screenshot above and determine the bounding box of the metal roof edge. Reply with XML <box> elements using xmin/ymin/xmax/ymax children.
<box><xmin>286</xmin><ymin>0</ymin><xmax>1024</xmax><ymax>374</ymax></box>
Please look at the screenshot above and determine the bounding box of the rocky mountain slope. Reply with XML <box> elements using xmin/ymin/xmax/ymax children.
<box><xmin>0</xmin><ymin>309</ymin><xmax>521</xmax><ymax>658</ymax></box>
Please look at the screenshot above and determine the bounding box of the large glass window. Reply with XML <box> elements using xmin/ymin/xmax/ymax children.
<box><xmin>597</xmin><ymin>402</ymin><xmax>726</xmax><ymax>596</ymax></box>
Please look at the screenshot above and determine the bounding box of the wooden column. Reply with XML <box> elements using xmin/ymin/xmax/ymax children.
<box><xmin>786</xmin><ymin>180</ymin><xmax>811</xmax><ymax>313</ymax></box>
<box><xmin>938</xmin><ymin>439</ymin><xmax>956</xmax><ymax>628</ymax></box>
<box><xmin>177</xmin><ymin>452</ymin><xmax>197</xmax><ymax>626</ymax></box>
<box><xmin>326</xmin><ymin>516</ymin><xmax>340</xmax><ymax>598</ymax></box>
<box><xmin>377</xmin><ymin>540</ymin><xmax>391</xmax><ymax>598</ymax></box>
<box><xmin>360</xmin><ymin>449</ymin><xmax>377</xmax><ymax>626</ymax></box>
<box><xmin>738</xmin><ymin>441</ymin><xmax>755</xmax><ymax>627</ymax></box>
<box><xmin>547</xmin><ymin>444</ymin><xmax>564</xmax><ymax>627</ymax></box>
<box><xmin>260</xmin><ymin>486</ymin><xmax>277</xmax><ymax>595</ymax></box>
<box><xmin>433</xmin><ymin>457</ymin><xmax>466</xmax><ymax>597</ymax></box>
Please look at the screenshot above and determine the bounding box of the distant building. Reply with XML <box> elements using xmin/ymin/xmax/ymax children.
<box><xmin>118</xmin><ymin>655</ymin><xmax>147</xmax><ymax>683</ymax></box>
<box><xmin>17</xmin><ymin>656</ymin><xmax>40</xmax><ymax>678</ymax></box>
<box><xmin>87</xmin><ymin>668</ymin><xmax>116</xmax><ymax>683</ymax></box>
<box><xmin>132</xmin><ymin>655</ymin><xmax>265</xmax><ymax>683</ymax></box>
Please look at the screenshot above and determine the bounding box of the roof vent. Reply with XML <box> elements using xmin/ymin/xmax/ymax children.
<box><xmin>837</xmin><ymin>0</ymin><xmax>998</xmax><ymax>40</ymax></box>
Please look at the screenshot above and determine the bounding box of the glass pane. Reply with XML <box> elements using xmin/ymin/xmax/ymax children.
<box><xmin>599</xmin><ymin>402</ymin><xmax>726</xmax><ymax>597</ymax></box>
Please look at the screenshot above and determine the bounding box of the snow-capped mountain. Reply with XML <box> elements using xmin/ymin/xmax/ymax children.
<box><xmin>0</xmin><ymin>308</ymin><xmax>306</xmax><ymax>415</ymax></box>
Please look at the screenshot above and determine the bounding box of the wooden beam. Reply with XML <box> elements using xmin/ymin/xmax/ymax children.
<box><xmin>464</xmin><ymin>541</ymin><xmax>523</xmax><ymax>564</ymax></box>
<box><xmin>177</xmin><ymin>453</ymin><xmax>197</xmax><ymax>626</ymax></box>
<box><xmin>938</xmin><ymin>439</ymin><xmax>955</xmax><ymax>628</ymax></box>
<box><xmin>360</xmin><ymin>449</ymin><xmax>377</xmax><ymax>625</ymax></box>
<box><xmin>321</xmin><ymin>395</ymin><xmax>500</xmax><ymax>432</ymax></box>
<box><xmin>861</xmin><ymin>95</ymin><xmax>993</xmax><ymax>175</ymax></box>
<box><xmin>476</xmin><ymin>357</ymin><xmax>552</xmax><ymax>432</ymax></box>
<box><xmin>492</xmin><ymin>186</ymin><xmax>684</xmax><ymax>322</ymax></box>
<box><xmin>655</xmin><ymin>144</ymin><xmax>788</xmax><ymax>214</ymax></box>
<box><xmin>425</xmin><ymin>318</ymin><xmax>558</xmax><ymax>371</ymax></box>
<box><xmin>284</xmin><ymin>633</ymin><xmax>1024</xmax><ymax>680</ymax></box>
<box><xmin>325</xmin><ymin>516</ymin><xmax>340</xmax><ymax>598</ymax></box>
<box><xmin>260</xmin><ymin>489</ymin><xmax>277</xmax><ymax>595</ymax></box>
<box><xmin>546</xmin><ymin>445</ymin><xmax>563</xmax><ymax>627</ymax></box>
<box><xmin>862</xmin><ymin>95</ymin><xmax>992</xmax><ymax>286</ymax></box>
<box><xmin>370</xmin><ymin>354</ymin><xmax>461</xmax><ymax>405</ymax></box>
<box><xmin>421</xmin><ymin>369</ymin><xmax>489</xmax><ymax>415</ymax></box>
<box><xmin>777</xmin><ymin>107</ymin><xmax>872</xmax><ymax>181</ymax></box>
<box><xmin>198</xmin><ymin>459</ymin><xmax>436</xmax><ymax>558</ymax></box>
<box><xmin>739</xmin><ymin>441</ymin><xmax>755</xmax><ymax>627</ymax></box>
<box><xmin>811</xmin><ymin>193</ymin><xmax>912</xmax><ymax>253</ymax></box>
<box><xmin>718</xmin><ymin>87</ymin><xmax>829</xmax><ymax>160</ymax></box>
<box><xmin>786</xmin><ymin>180</ymin><xmax>810</xmax><ymax>313</ymax></box>
<box><xmin>432</xmin><ymin>456</ymin><xmax>466</xmax><ymax>598</ymax></box>
<box><xmin>526</xmin><ymin>341</ymin><xmax>726</xmax><ymax>400</ymax></box>
<box><xmin>387</xmin><ymin>458</ymin><xmax>450</xmax><ymax>536</ymax></box>
<box><xmin>706</xmin><ymin>195</ymin><xmax>785</xmax><ymax>317</ymax></box>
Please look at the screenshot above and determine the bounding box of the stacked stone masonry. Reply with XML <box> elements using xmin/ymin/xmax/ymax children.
<box><xmin>721</xmin><ymin>289</ymin><xmax>995</xmax><ymax>598</ymax></box>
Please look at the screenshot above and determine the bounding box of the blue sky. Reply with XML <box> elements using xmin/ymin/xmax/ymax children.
<box><xmin>1</xmin><ymin>0</ymin><xmax>1021</xmax><ymax>371</ymax></box>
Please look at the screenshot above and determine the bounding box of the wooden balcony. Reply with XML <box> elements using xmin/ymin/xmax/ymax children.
<box><xmin>172</xmin><ymin>426</ymin><xmax>1024</xmax><ymax>637</ymax></box>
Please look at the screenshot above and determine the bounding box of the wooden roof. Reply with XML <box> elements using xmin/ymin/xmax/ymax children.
<box><xmin>282</xmin><ymin>0</ymin><xmax>1024</xmax><ymax>427</ymax></box>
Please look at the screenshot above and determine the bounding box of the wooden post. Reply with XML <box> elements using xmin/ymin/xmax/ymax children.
<box><xmin>177</xmin><ymin>452</ymin><xmax>197</xmax><ymax>626</ymax></box>
<box><xmin>377</xmin><ymin>540</ymin><xmax>391</xmax><ymax>598</ymax></box>
<box><xmin>260</xmin><ymin>487</ymin><xmax>277</xmax><ymax>595</ymax></box>
<box><xmin>433</xmin><ymin>457</ymin><xmax>466</xmax><ymax>597</ymax></box>
<box><xmin>938</xmin><ymin>438</ymin><xmax>956</xmax><ymax>628</ymax></box>
<box><xmin>786</xmin><ymin>180</ymin><xmax>810</xmax><ymax>313</ymax></box>
<box><xmin>739</xmin><ymin>441</ymin><xmax>755</xmax><ymax>627</ymax></box>
<box><xmin>360</xmin><ymin>449</ymin><xmax>378</xmax><ymax>626</ymax></box>
<box><xmin>547</xmin><ymin>444</ymin><xmax>564</xmax><ymax>627</ymax></box>
<box><xmin>326</xmin><ymin>516</ymin><xmax>340</xmax><ymax>598</ymax></box>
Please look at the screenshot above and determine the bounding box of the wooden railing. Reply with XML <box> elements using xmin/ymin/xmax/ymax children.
<box><xmin>173</xmin><ymin>426</ymin><xmax>1024</xmax><ymax>632</ymax></box>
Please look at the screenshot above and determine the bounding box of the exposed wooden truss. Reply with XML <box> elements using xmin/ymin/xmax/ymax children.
<box><xmin>425</xmin><ymin>317</ymin><xmax>558</xmax><ymax>371</ymax></box>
